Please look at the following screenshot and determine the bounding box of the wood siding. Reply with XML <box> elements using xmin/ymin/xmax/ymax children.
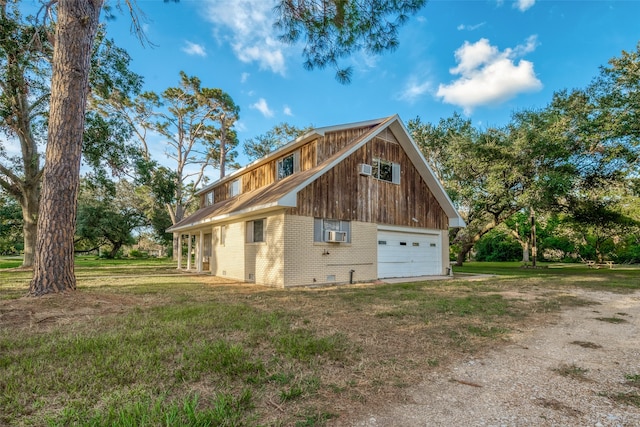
<box><xmin>195</xmin><ymin>123</ymin><xmax>448</xmax><ymax>230</ymax></box>
<box><xmin>199</xmin><ymin>125</ymin><xmax>375</xmax><ymax>208</ymax></box>
<box><xmin>242</xmin><ymin>162</ymin><xmax>275</xmax><ymax>193</ymax></box>
<box><xmin>317</xmin><ymin>126</ymin><xmax>375</xmax><ymax>163</ymax></box>
<box><xmin>287</xmin><ymin>133</ymin><xmax>449</xmax><ymax>230</ymax></box>
<box><xmin>300</xmin><ymin>141</ymin><xmax>316</xmax><ymax>171</ymax></box>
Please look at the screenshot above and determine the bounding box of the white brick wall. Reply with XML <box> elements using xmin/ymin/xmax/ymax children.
<box><xmin>211</xmin><ymin>221</ymin><xmax>245</xmax><ymax>280</ymax></box>
<box><xmin>246</xmin><ymin>213</ymin><xmax>285</xmax><ymax>287</ymax></box>
<box><xmin>283</xmin><ymin>215</ymin><xmax>377</xmax><ymax>287</ymax></box>
<box><xmin>197</xmin><ymin>213</ymin><xmax>377</xmax><ymax>287</ymax></box>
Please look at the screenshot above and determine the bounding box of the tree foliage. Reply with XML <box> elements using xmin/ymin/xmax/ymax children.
<box><xmin>130</xmin><ymin>72</ymin><xmax>240</xmax><ymax>228</ymax></box>
<box><xmin>409</xmin><ymin>115</ymin><xmax>527</xmax><ymax>265</ymax></box>
<box><xmin>274</xmin><ymin>0</ymin><xmax>426</xmax><ymax>83</ymax></box>
<box><xmin>243</xmin><ymin>122</ymin><xmax>313</xmax><ymax>162</ymax></box>
<box><xmin>75</xmin><ymin>179</ymin><xmax>147</xmax><ymax>258</ymax></box>
<box><xmin>0</xmin><ymin>0</ymin><xmax>52</xmax><ymax>267</ymax></box>
<box><xmin>0</xmin><ymin>190</ymin><xmax>22</xmax><ymax>255</ymax></box>
<box><xmin>0</xmin><ymin>1</ymin><xmax>142</xmax><ymax>268</ymax></box>
<box><xmin>411</xmin><ymin>42</ymin><xmax>640</xmax><ymax>265</ymax></box>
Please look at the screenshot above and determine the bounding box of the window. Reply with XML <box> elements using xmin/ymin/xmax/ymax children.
<box><xmin>220</xmin><ymin>225</ymin><xmax>227</xmax><ymax>246</ymax></box>
<box><xmin>277</xmin><ymin>152</ymin><xmax>298</xmax><ymax>180</ymax></box>
<box><xmin>204</xmin><ymin>192</ymin><xmax>214</xmax><ymax>206</ymax></box>
<box><xmin>313</xmin><ymin>218</ymin><xmax>351</xmax><ymax>243</ymax></box>
<box><xmin>229</xmin><ymin>179</ymin><xmax>240</xmax><ymax>197</ymax></box>
<box><xmin>246</xmin><ymin>219</ymin><xmax>265</xmax><ymax>243</ymax></box>
<box><xmin>372</xmin><ymin>158</ymin><xmax>401</xmax><ymax>184</ymax></box>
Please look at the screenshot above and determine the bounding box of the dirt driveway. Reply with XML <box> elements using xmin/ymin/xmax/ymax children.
<box><xmin>351</xmin><ymin>289</ymin><xmax>640</xmax><ymax>427</ymax></box>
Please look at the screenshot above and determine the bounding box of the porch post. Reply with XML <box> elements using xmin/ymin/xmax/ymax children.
<box><xmin>210</xmin><ymin>226</ymin><xmax>215</xmax><ymax>273</ymax></box>
<box><xmin>177</xmin><ymin>234</ymin><xmax>182</xmax><ymax>269</ymax></box>
<box><xmin>187</xmin><ymin>234</ymin><xmax>192</xmax><ymax>270</ymax></box>
<box><xmin>197</xmin><ymin>230</ymin><xmax>204</xmax><ymax>272</ymax></box>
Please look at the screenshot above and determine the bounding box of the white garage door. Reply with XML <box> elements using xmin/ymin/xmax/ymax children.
<box><xmin>377</xmin><ymin>230</ymin><xmax>442</xmax><ymax>278</ymax></box>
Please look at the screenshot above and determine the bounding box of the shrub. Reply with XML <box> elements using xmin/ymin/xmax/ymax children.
<box><xmin>475</xmin><ymin>230</ymin><xmax>522</xmax><ymax>262</ymax></box>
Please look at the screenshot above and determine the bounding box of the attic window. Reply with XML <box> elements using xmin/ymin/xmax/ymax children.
<box><xmin>277</xmin><ymin>152</ymin><xmax>298</xmax><ymax>180</ymax></box>
<box><xmin>204</xmin><ymin>192</ymin><xmax>214</xmax><ymax>206</ymax></box>
<box><xmin>373</xmin><ymin>158</ymin><xmax>400</xmax><ymax>184</ymax></box>
<box><xmin>229</xmin><ymin>178</ymin><xmax>240</xmax><ymax>197</ymax></box>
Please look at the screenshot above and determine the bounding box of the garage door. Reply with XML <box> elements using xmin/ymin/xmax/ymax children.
<box><xmin>377</xmin><ymin>230</ymin><xmax>442</xmax><ymax>278</ymax></box>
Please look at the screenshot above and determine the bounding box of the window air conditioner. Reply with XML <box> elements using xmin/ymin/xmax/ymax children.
<box><xmin>325</xmin><ymin>230</ymin><xmax>347</xmax><ymax>242</ymax></box>
<box><xmin>358</xmin><ymin>163</ymin><xmax>372</xmax><ymax>176</ymax></box>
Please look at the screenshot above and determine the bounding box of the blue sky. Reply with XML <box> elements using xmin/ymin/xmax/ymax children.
<box><xmin>37</xmin><ymin>1</ymin><xmax>640</xmax><ymax>173</ymax></box>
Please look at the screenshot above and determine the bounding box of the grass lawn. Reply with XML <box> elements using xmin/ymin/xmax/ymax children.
<box><xmin>0</xmin><ymin>258</ymin><xmax>638</xmax><ymax>426</ymax></box>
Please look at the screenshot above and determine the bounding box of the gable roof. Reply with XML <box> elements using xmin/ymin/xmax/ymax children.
<box><xmin>168</xmin><ymin>115</ymin><xmax>465</xmax><ymax>232</ymax></box>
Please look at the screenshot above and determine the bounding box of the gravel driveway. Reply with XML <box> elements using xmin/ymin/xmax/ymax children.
<box><xmin>353</xmin><ymin>289</ymin><xmax>640</xmax><ymax>427</ymax></box>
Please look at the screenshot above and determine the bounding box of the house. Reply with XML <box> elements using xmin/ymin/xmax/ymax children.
<box><xmin>167</xmin><ymin>115</ymin><xmax>465</xmax><ymax>287</ymax></box>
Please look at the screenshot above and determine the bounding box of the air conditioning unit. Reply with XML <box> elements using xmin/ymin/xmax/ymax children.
<box><xmin>325</xmin><ymin>230</ymin><xmax>347</xmax><ymax>242</ymax></box>
<box><xmin>358</xmin><ymin>163</ymin><xmax>372</xmax><ymax>176</ymax></box>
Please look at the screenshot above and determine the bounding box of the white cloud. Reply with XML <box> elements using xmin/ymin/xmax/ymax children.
<box><xmin>457</xmin><ymin>22</ymin><xmax>486</xmax><ymax>31</ymax></box>
<box><xmin>234</xmin><ymin>120</ymin><xmax>248</xmax><ymax>132</ymax></box>
<box><xmin>283</xmin><ymin>105</ymin><xmax>293</xmax><ymax>116</ymax></box>
<box><xmin>182</xmin><ymin>41</ymin><xmax>207</xmax><ymax>57</ymax></box>
<box><xmin>397</xmin><ymin>77</ymin><xmax>432</xmax><ymax>103</ymax></box>
<box><xmin>352</xmin><ymin>51</ymin><xmax>380</xmax><ymax>71</ymax></box>
<box><xmin>201</xmin><ymin>0</ymin><xmax>287</xmax><ymax>75</ymax></box>
<box><xmin>436</xmin><ymin>36</ymin><xmax>542</xmax><ymax>113</ymax></box>
<box><xmin>251</xmin><ymin>98</ymin><xmax>274</xmax><ymax>118</ymax></box>
<box><xmin>514</xmin><ymin>0</ymin><xmax>535</xmax><ymax>12</ymax></box>
<box><xmin>240</xmin><ymin>72</ymin><xmax>250</xmax><ymax>83</ymax></box>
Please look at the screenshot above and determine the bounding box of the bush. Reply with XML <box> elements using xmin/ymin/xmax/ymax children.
<box><xmin>128</xmin><ymin>250</ymin><xmax>148</xmax><ymax>259</ymax></box>
<box><xmin>475</xmin><ymin>230</ymin><xmax>522</xmax><ymax>262</ymax></box>
<box><xmin>613</xmin><ymin>234</ymin><xmax>640</xmax><ymax>263</ymax></box>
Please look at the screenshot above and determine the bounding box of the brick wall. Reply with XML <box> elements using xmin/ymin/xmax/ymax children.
<box><xmin>246</xmin><ymin>213</ymin><xmax>285</xmax><ymax>287</ymax></box>
<box><xmin>211</xmin><ymin>221</ymin><xmax>245</xmax><ymax>280</ymax></box>
<box><xmin>283</xmin><ymin>215</ymin><xmax>377</xmax><ymax>287</ymax></box>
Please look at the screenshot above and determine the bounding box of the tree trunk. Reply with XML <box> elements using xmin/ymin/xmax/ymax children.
<box><xmin>173</xmin><ymin>232</ymin><xmax>179</xmax><ymax>261</ymax></box>
<box><xmin>507</xmin><ymin>227</ymin><xmax>530</xmax><ymax>263</ymax></box>
<box><xmin>530</xmin><ymin>207</ymin><xmax>537</xmax><ymax>267</ymax></box>
<box><xmin>20</xmin><ymin>185</ymin><xmax>39</xmax><ymax>268</ymax></box>
<box><xmin>454</xmin><ymin>217</ymin><xmax>501</xmax><ymax>266</ymax></box>
<box><xmin>29</xmin><ymin>0</ymin><xmax>103</xmax><ymax>296</ymax></box>
<box><xmin>220</xmin><ymin>119</ymin><xmax>227</xmax><ymax>179</ymax></box>
<box><xmin>455</xmin><ymin>242</ymin><xmax>474</xmax><ymax>266</ymax></box>
<box><xmin>522</xmin><ymin>241</ymin><xmax>530</xmax><ymax>263</ymax></box>
<box><xmin>168</xmin><ymin>201</ymin><xmax>185</xmax><ymax>261</ymax></box>
<box><xmin>109</xmin><ymin>242</ymin><xmax>122</xmax><ymax>259</ymax></box>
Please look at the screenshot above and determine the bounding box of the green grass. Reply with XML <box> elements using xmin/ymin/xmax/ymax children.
<box><xmin>0</xmin><ymin>295</ymin><xmax>349</xmax><ymax>425</ymax></box>
<box><xmin>0</xmin><ymin>257</ymin><xmax>22</xmax><ymax>269</ymax></box>
<box><xmin>1</xmin><ymin>259</ymin><xmax>639</xmax><ymax>425</ymax></box>
<box><xmin>50</xmin><ymin>392</ymin><xmax>253</xmax><ymax>426</ymax></box>
<box><xmin>453</xmin><ymin>261</ymin><xmax>640</xmax><ymax>291</ymax></box>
